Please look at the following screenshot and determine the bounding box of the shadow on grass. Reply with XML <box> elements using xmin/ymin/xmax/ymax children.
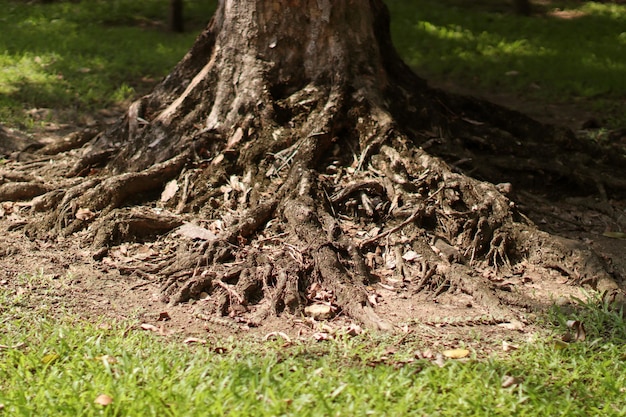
<box><xmin>547</xmin><ymin>293</ymin><xmax>626</xmax><ymax>343</ymax></box>
<box><xmin>386</xmin><ymin>0</ymin><xmax>626</xmax><ymax>125</ymax></box>
<box><xmin>0</xmin><ymin>0</ymin><xmax>217</xmax><ymax>126</ymax></box>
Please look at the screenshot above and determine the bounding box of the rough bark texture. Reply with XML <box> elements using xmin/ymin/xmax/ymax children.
<box><xmin>4</xmin><ymin>0</ymin><xmax>626</xmax><ymax>330</ymax></box>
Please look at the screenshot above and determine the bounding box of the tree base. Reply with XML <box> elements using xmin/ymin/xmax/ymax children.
<box><xmin>2</xmin><ymin>0</ymin><xmax>625</xmax><ymax>331</ymax></box>
<box><xmin>4</xmin><ymin>98</ymin><xmax>625</xmax><ymax>331</ymax></box>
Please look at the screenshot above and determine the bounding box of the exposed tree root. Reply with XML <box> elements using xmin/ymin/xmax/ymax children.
<box><xmin>0</xmin><ymin>182</ymin><xmax>50</xmax><ymax>202</ymax></box>
<box><xmin>2</xmin><ymin>0</ymin><xmax>625</xmax><ymax>331</ymax></box>
<box><xmin>4</xmin><ymin>101</ymin><xmax>626</xmax><ymax>330</ymax></box>
<box><xmin>37</xmin><ymin>127</ymin><xmax>101</xmax><ymax>156</ymax></box>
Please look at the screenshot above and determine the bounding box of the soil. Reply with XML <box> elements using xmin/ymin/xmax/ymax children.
<box><xmin>2</xmin><ymin>88</ymin><xmax>625</xmax><ymax>348</ymax></box>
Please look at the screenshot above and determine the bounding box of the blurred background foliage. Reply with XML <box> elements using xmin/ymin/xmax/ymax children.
<box><xmin>0</xmin><ymin>0</ymin><xmax>624</xmax><ymax>129</ymax></box>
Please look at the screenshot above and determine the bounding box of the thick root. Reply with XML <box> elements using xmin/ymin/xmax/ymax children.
<box><xmin>2</xmin><ymin>0</ymin><xmax>625</xmax><ymax>330</ymax></box>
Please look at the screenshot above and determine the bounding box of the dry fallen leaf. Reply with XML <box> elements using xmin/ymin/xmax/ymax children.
<box><xmin>566</xmin><ymin>320</ymin><xmax>586</xmax><ymax>341</ymax></box>
<box><xmin>433</xmin><ymin>353</ymin><xmax>446</xmax><ymax>367</ymax></box>
<box><xmin>75</xmin><ymin>207</ymin><xmax>96</xmax><ymax>221</ymax></box>
<box><xmin>502</xmin><ymin>341</ymin><xmax>519</xmax><ymax>352</ymax></box>
<box><xmin>139</xmin><ymin>323</ymin><xmax>159</xmax><ymax>332</ymax></box>
<box><xmin>160</xmin><ymin>179</ymin><xmax>179</xmax><ymax>202</ymax></box>
<box><xmin>345</xmin><ymin>323</ymin><xmax>363</xmax><ymax>337</ymax></box>
<box><xmin>312</xmin><ymin>332</ymin><xmax>333</xmax><ymax>341</ymax></box>
<box><xmin>415</xmin><ymin>349</ymin><xmax>434</xmax><ymax>360</ymax></box>
<box><xmin>132</xmin><ymin>245</ymin><xmax>156</xmax><ymax>260</ymax></box>
<box><xmin>307</xmin><ymin>282</ymin><xmax>322</xmax><ymax>298</ymax></box>
<box><xmin>442</xmin><ymin>348</ymin><xmax>470</xmax><ymax>359</ymax></box>
<box><xmin>183</xmin><ymin>337</ymin><xmax>207</xmax><ymax>345</ymax></box>
<box><xmin>367</xmin><ymin>293</ymin><xmax>378</xmax><ymax>306</ymax></box>
<box><xmin>157</xmin><ymin>312</ymin><xmax>171</xmax><ymax>321</ymax></box>
<box><xmin>603</xmin><ymin>231</ymin><xmax>626</xmax><ymax>239</ymax></box>
<box><xmin>94</xmin><ymin>394</ymin><xmax>113</xmax><ymax>406</ymax></box>
<box><xmin>401</xmin><ymin>250</ymin><xmax>420</xmax><ymax>262</ymax></box>
<box><xmin>304</xmin><ymin>304</ymin><xmax>335</xmax><ymax>320</ymax></box>
<box><xmin>41</xmin><ymin>353</ymin><xmax>60</xmax><ymax>365</ymax></box>
<box><xmin>368</xmin><ymin>226</ymin><xmax>381</xmax><ymax>236</ymax></box>
<box><xmin>176</xmin><ymin>222</ymin><xmax>217</xmax><ymax>241</ymax></box>
<box><xmin>501</xmin><ymin>375</ymin><xmax>520</xmax><ymax>388</ymax></box>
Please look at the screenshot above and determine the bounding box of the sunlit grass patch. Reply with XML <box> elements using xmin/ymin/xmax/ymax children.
<box><xmin>1</xmin><ymin>317</ymin><xmax>626</xmax><ymax>416</ymax></box>
<box><xmin>2</xmin><ymin>273</ymin><xmax>626</xmax><ymax>416</ymax></box>
<box><xmin>1</xmin><ymin>0</ymin><xmax>624</xmax><ymax>129</ymax></box>
<box><xmin>387</xmin><ymin>0</ymin><xmax>626</xmax><ymax>127</ymax></box>
<box><xmin>0</xmin><ymin>0</ymin><xmax>216</xmax><ymax>128</ymax></box>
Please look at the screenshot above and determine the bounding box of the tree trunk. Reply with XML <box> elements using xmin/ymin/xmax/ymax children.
<box><xmin>513</xmin><ymin>0</ymin><xmax>532</xmax><ymax>15</ymax></box>
<box><xmin>168</xmin><ymin>0</ymin><xmax>184</xmax><ymax>33</ymax></box>
<box><xmin>11</xmin><ymin>0</ymin><xmax>626</xmax><ymax>330</ymax></box>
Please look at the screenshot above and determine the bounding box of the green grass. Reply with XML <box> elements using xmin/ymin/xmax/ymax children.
<box><xmin>2</xmin><ymin>274</ymin><xmax>626</xmax><ymax>416</ymax></box>
<box><xmin>387</xmin><ymin>0</ymin><xmax>626</xmax><ymax>127</ymax></box>
<box><xmin>1</xmin><ymin>0</ymin><xmax>624</xmax><ymax>128</ymax></box>
<box><xmin>0</xmin><ymin>0</ymin><xmax>216</xmax><ymax>128</ymax></box>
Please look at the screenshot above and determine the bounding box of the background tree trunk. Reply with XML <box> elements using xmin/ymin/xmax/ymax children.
<box><xmin>169</xmin><ymin>0</ymin><xmax>184</xmax><ymax>33</ymax></box>
<box><xmin>513</xmin><ymin>0</ymin><xmax>532</xmax><ymax>15</ymax></box>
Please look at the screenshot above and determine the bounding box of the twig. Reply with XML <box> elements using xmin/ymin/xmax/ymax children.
<box><xmin>213</xmin><ymin>279</ymin><xmax>245</xmax><ymax>304</ymax></box>
<box><xmin>129</xmin><ymin>279</ymin><xmax>157</xmax><ymax>290</ymax></box>
<box><xmin>359</xmin><ymin>185</ymin><xmax>445</xmax><ymax>248</ymax></box>
<box><xmin>175</xmin><ymin>171</ymin><xmax>192</xmax><ymax>214</ymax></box>
<box><xmin>267</xmin><ymin>141</ymin><xmax>302</xmax><ymax>175</ymax></box>
<box><xmin>322</xmin><ymin>186</ymin><xmax>337</xmax><ymax>218</ymax></box>
<box><xmin>413</xmin><ymin>261</ymin><xmax>436</xmax><ymax>293</ymax></box>
<box><xmin>257</xmin><ymin>232</ymin><xmax>289</xmax><ymax>244</ymax></box>
<box><xmin>330</xmin><ymin>180</ymin><xmax>385</xmax><ymax>204</ymax></box>
<box><xmin>263</xmin><ymin>331</ymin><xmax>292</xmax><ymax>343</ymax></box>
<box><xmin>359</xmin><ymin>206</ymin><xmax>422</xmax><ymax>248</ymax></box>
<box><xmin>0</xmin><ymin>342</ymin><xmax>26</xmax><ymax>350</ymax></box>
<box><xmin>394</xmin><ymin>328</ymin><xmax>414</xmax><ymax>346</ymax></box>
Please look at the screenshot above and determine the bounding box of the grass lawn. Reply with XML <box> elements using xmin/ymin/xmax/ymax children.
<box><xmin>2</xmin><ymin>274</ymin><xmax>626</xmax><ymax>415</ymax></box>
<box><xmin>0</xmin><ymin>0</ymin><xmax>215</xmax><ymax>127</ymax></box>
<box><xmin>1</xmin><ymin>0</ymin><xmax>625</xmax><ymax>129</ymax></box>
<box><xmin>387</xmin><ymin>0</ymin><xmax>626</xmax><ymax>128</ymax></box>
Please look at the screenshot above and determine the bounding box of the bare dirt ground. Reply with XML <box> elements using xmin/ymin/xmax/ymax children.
<box><xmin>1</xmin><ymin>93</ymin><xmax>625</xmax><ymax>350</ymax></box>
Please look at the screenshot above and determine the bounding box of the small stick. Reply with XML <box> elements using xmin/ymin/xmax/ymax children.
<box><xmin>359</xmin><ymin>185</ymin><xmax>445</xmax><ymax>248</ymax></box>
<box><xmin>213</xmin><ymin>279</ymin><xmax>245</xmax><ymax>304</ymax></box>
<box><xmin>359</xmin><ymin>205</ymin><xmax>422</xmax><ymax>248</ymax></box>
<box><xmin>0</xmin><ymin>342</ymin><xmax>26</xmax><ymax>350</ymax></box>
